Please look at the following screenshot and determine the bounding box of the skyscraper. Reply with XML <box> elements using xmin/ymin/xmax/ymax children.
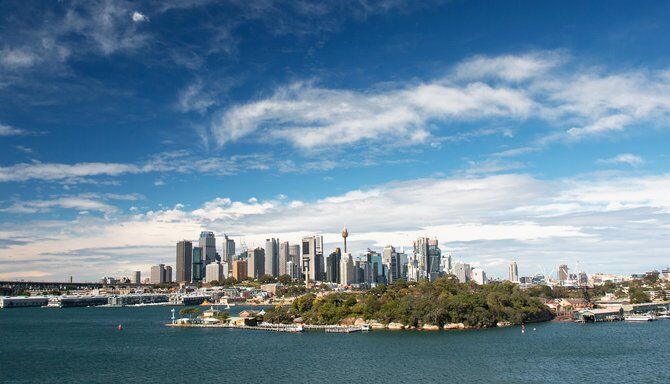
<box><xmin>176</xmin><ymin>240</ymin><xmax>192</xmax><ymax>283</ymax></box>
<box><xmin>264</xmin><ymin>238</ymin><xmax>279</xmax><ymax>277</ymax></box>
<box><xmin>222</xmin><ymin>234</ymin><xmax>235</xmax><ymax>265</ymax></box>
<box><xmin>339</xmin><ymin>252</ymin><xmax>354</xmax><ymax>286</ymax></box>
<box><xmin>164</xmin><ymin>266</ymin><xmax>172</xmax><ymax>283</ymax></box>
<box><xmin>279</xmin><ymin>241</ymin><xmax>289</xmax><ymax>276</ymax></box>
<box><xmin>302</xmin><ymin>235</ymin><xmax>323</xmax><ymax>282</ymax></box>
<box><xmin>151</xmin><ymin>264</ymin><xmax>165</xmax><ymax>284</ymax></box>
<box><xmin>199</xmin><ymin>231</ymin><xmax>217</xmax><ymax>265</ymax></box>
<box><xmin>205</xmin><ymin>262</ymin><xmax>223</xmax><ymax>283</ymax></box>
<box><xmin>248</xmin><ymin>247</ymin><xmax>265</xmax><ymax>279</ymax></box>
<box><xmin>289</xmin><ymin>244</ymin><xmax>301</xmax><ymax>278</ymax></box>
<box><xmin>192</xmin><ymin>246</ymin><xmax>204</xmax><ymax>282</ymax></box>
<box><xmin>133</xmin><ymin>270</ymin><xmax>141</xmax><ymax>284</ymax></box>
<box><xmin>326</xmin><ymin>248</ymin><xmax>341</xmax><ymax>283</ymax></box>
<box><xmin>453</xmin><ymin>262</ymin><xmax>471</xmax><ymax>283</ymax></box>
<box><xmin>509</xmin><ymin>261</ymin><xmax>519</xmax><ymax>282</ymax></box>
<box><xmin>383</xmin><ymin>245</ymin><xmax>400</xmax><ymax>283</ymax></box>
<box><xmin>558</xmin><ymin>264</ymin><xmax>569</xmax><ymax>281</ymax></box>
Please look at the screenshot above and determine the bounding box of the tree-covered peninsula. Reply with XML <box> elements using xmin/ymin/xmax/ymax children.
<box><xmin>264</xmin><ymin>277</ymin><xmax>554</xmax><ymax>328</ymax></box>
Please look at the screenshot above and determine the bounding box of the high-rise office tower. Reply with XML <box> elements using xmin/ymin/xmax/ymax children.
<box><xmin>248</xmin><ymin>247</ymin><xmax>265</xmax><ymax>279</ymax></box>
<box><xmin>383</xmin><ymin>245</ymin><xmax>400</xmax><ymax>283</ymax></box>
<box><xmin>264</xmin><ymin>238</ymin><xmax>279</xmax><ymax>277</ymax></box>
<box><xmin>151</xmin><ymin>264</ymin><xmax>165</xmax><ymax>284</ymax></box>
<box><xmin>509</xmin><ymin>261</ymin><xmax>519</xmax><ymax>282</ymax></box>
<box><xmin>222</xmin><ymin>234</ymin><xmax>235</xmax><ymax>265</ymax></box>
<box><xmin>339</xmin><ymin>252</ymin><xmax>355</xmax><ymax>286</ymax></box>
<box><xmin>453</xmin><ymin>262</ymin><xmax>471</xmax><ymax>283</ymax></box>
<box><xmin>199</xmin><ymin>231</ymin><xmax>217</xmax><ymax>265</ymax></box>
<box><xmin>176</xmin><ymin>240</ymin><xmax>192</xmax><ymax>283</ymax></box>
<box><xmin>289</xmin><ymin>244</ymin><xmax>301</xmax><ymax>277</ymax></box>
<box><xmin>558</xmin><ymin>264</ymin><xmax>569</xmax><ymax>281</ymax></box>
<box><xmin>441</xmin><ymin>253</ymin><xmax>452</xmax><ymax>274</ymax></box>
<box><xmin>232</xmin><ymin>259</ymin><xmax>248</xmax><ymax>281</ymax></box>
<box><xmin>164</xmin><ymin>266</ymin><xmax>172</xmax><ymax>283</ymax></box>
<box><xmin>302</xmin><ymin>235</ymin><xmax>323</xmax><ymax>282</ymax></box>
<box><xmin>133</xmin><ymin>270</ymin><xmax>141</xmax><ymax>284</ymax></box>
<box><xmin>279</xmin><ymin>241</ymin><xmax>290</xmax><ymax>276</ymax></box>
<box><xmin>192</xmin><ymin>246</ymin><xmax>204</xmax><ymax>282</ymax></box>
<box><xmin>205</xmin><ymin>262</ymin><xmax>223</xmax><ymax>283</ymax></box>
<box><xmin>326</xmin><ymin>248</ymin><xmax>341</xmax><ymax>283</ymax></box>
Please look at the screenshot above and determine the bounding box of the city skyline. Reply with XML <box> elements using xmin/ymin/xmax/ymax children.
<box><xmin>3</xmin><ymin>1</ymin><xmax>670</xmax><ymax>281</ymax></box>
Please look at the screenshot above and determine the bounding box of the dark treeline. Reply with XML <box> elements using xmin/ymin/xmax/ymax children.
<box><xmin>264</xmin><ymin>276</ymin><xmax>553</xmax><ymax>328</ymax></box>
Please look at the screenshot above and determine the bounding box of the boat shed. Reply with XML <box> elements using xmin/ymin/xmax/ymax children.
<box><xmin>576</xmin><ymin>308</ymin><xmax>623</xmax><ymax>322</ymax></box>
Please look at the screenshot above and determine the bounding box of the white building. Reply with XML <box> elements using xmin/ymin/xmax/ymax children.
<box><xmin>471</xmin><ymin>268</ymin><xmax>487</xmax><ymax>285</ymax></box>
<box><xmin>205</xmin><ymin>262</ymin><xmax>223</xmax><ymax>283</ymax></box>
<box><xmin>339</xmin><ymin>252</ymin><xmax>355</xmax><ymax>286</ymax></box>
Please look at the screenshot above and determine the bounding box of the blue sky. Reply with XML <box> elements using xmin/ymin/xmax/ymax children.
<box><xmin>2</xmin><ymin>0</ymin><xmax>670</xmax><ymax>281</ymax></box>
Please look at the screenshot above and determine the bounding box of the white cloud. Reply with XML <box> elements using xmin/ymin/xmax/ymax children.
<box><xmin>2</xmin><ymin>196</ymin><xmax>117</xmax><ymax>214</ymax></box>
<box><xmin>598</xmin><ymin>153</ymin><xmax>645</xmax><ymax>166</ymax></box>
<box><xmin>0</xmin><ymin>162</ymin><xmax>141</xmax><ymax>182</ymax></box>
<box><xmin>0</xmin><ymin>48</ymin><xmax>39</xmax><ymax>69</ymax></box>
<box><xmin>453</xmin><ymin>52</ymin><xmax>563</xmax><ymax>81</ymax></box>
<box><xmin>6</xmin><ymin>171</ymin><xmax>670</xmax><ymax>280</ymax></box>
<box><xmin>0</xmin><ymin>123</ymin><xmax>25</xmax><ymax>136</ymax></box>
<box><xmin>212</xmin><ymin>80</ymin><xmax>534</xmax><ymax>148</ymax></box>
<box><xmin>132</xmin><ymin>11</ymin><xmax>149</xmax><ymax>23</ymax></box>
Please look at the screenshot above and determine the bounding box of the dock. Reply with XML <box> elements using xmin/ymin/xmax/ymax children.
<box><xmin>325</xmin><ymin>326</ymin><xmax>362</xmax><ymax>333</ymax></box>
<box><xmin>165</xmin><ymin>323</ymin><xmax>304</xmax><ymax>333</ymax></box>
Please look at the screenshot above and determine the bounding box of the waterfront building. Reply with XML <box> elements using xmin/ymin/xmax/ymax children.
<box><xmin>192</xmin><ymin>246</ymin><xmax>204</xmax><ymax>282</ymax></box>
<box><xmin>248</xmin><ymin>247</ymin><xmax>265</xmax><ymax>279</ymax></box>
<box><xmin>279</xmin><ymin>241</ymin><xmax>289</xmax><ymax>276</ymax></box>
<box><xmin>264</xmin><ymin>238</ymin><xmax>279</xmax><ymax>277</ymax></box>
<box><xmin>339</xmin><ymin>252</ymin><xmax>355</xmax><ymax>286</ymax></box>
<box><xmin>509</xmin><ymin>261</ymin><xmax>519</xmax><ymax>282</ymax></box>
<box><xmin>222</xmin><ymin>234</ymin><xmax>235</xmax><ymax>265</ymax></box>
<box><xmin>558</xmin><ymin>264</ymin><xmax>569</xmax><ymax>281</ymax></box>
<box><xmin>232</xmin><ymin>259</ymin><xmax>248</xmax><ymax>281</ymax></box>
<box><xmin>164</xmin><ymin>266</ymin><xmax>172</xmax><ymax>283</ymax></box>
<box><xmin>471</xmin><ymin>268</ymin><xmax>487</xmax><ymax>285</ymax></box>
<box><xmin>176</xmin><ymin>240</ymin><xmax>193</xmax><ymax>283</ymax></box>
<box><xmin>151</xmin><ymin>264</ymin><xmax>165</xmax><ymax>284</ymax></box>
<box><xmin>326</xmin><ymin>248</ymin><xmax>341</xmax><ymax>283</ymax></box>
<box><xmin>205</xmin><ymin>262</ymin><xmax>224</xmax><ymax>283</ymax></box>
<box><xmin>302</xmin><ymin>235</ymin><xmax>323</xmax><ymax>282</ymax></box>
<box><xmin>133</xmin><ymin>270</ymin><xmax>141</xmax><ymax>284</ymax></box>
<box><xmin>199</xmin><ymin>231</ymin><xmax>217</xmax><ymax>265</ymax></box>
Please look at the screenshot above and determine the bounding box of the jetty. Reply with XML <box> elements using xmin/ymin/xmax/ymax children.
<box><xmin>166</xmin><ymin>322</ymin><xmax>304</xmax><ymax>333</ymax></box>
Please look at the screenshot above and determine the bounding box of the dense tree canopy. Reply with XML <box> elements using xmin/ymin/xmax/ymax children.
<box><xmin>264</xmin><ymin>277</ymin><xmax>553</xmax><ymax>328</ymax></box>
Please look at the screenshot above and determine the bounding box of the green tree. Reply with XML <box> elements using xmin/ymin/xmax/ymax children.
<box><xmin>179</xmin><ymin>307</ymin><xmax>201</xmax><ymax>318</ymax></box>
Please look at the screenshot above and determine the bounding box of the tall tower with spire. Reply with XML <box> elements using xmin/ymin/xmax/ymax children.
<box><xmin>342</xmin><ymin>226</ymin><xmax>349</xmax><ymax>253</ymax></box>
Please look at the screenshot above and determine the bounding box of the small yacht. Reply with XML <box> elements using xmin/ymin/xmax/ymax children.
<box><xmin>657</xmin><ymin>309</ymin><xmax>670</xmax><ymax>319</ymax></box>
<box><xmin>624</xmin><ymin>313</ymin><xmax>657</xmax><ymax>322</ymax></box>
<box><xmin>360</xmin><ymin>324</ymin><xmax>371</xmax><ymax>332</ymax></box>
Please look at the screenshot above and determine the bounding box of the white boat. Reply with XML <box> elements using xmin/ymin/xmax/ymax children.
<box><xmin>658</xmin><ymin>314</ymin><xmax>670</xmax><ymax>320</ymax></box>
<box><xmin>360</xmin><ymin>324</ymin><xmax>371</xmax><ymax>332</ymax></box>
<box><xmin>624</xmin><ymin>313</ymin><xmax>657</xmax><ymax>322</ymax></box>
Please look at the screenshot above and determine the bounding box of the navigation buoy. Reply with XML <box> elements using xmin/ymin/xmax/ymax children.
<box><xmin>117</xmin><ymin>324</ymin><xmax>123</xmax><ymax>331</ymax></box>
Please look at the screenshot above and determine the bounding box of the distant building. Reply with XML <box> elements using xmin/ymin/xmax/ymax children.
<box><xmin>279</xmin><ymin>241</ymin><xmax>290</xmax><ymax>276</ymax></box>
<box><xmin>151</xmin><ymin>264</ymin><xmax>165</xmax><ymax>284</ymax></box>
<box><xmin>339</xmin><ymin>252</ymin><xmax>355</xmax><ymax>286</ymax></box>
<box><xmin>453</xmin><ymin>262</ymin><xmax>471</xmax><ymax>283</ymax></box>
<box><xmin>383</xmin><ymin>245</ymin><xmax>400</xmax><ymax>283</ymax></box>
<box><xmin>133</xmin><ymin>270</ymin><xmax>141</xmax><ymax>284</ymax></box>
<box><xmin>176</xmin><ymin>240</ymin><xmax>193</xmax><ymax>283</ymax></box>
<box><xmin>509</xmin><ymin>261</ymin><xmax>519</xmax><ymax>282</ymax></box>
<box><xmin>205</xmin><ymin>262</ymin><xmax>223</xmax><ymax>283</ymax></box>
<box><xmin>164</xmin><ymin>266</ymin><xmax>172</xmax><ymax>283</ymax></box>
<box><xmin>232</xmin><ymin>259</ymin><xmax>248</xmax><ymax>281</ymax></box>
<box><xmin>471</xmin><ymin>268</ymin><xmax>487</xmax><ymax>285</ymax></box>
<box><xmin>440</xmin><ymin>253</ymin><xmax>452</xmax><ymax>275</ymax></box>
<box><xmin>222</xmin><ymin>234</ymin><xmax>235</xmax><ymax>265</ymax></box>
<box><xmin>264</xmin><ymin>238</ymin><xmax>279</xmax><ymax>277</ymax></box>
<box><xmin>248</xmin><ymin>248</ymin><xmax>265</xmax><ymax>279</ymax></box>
<box><xmin>289</xmin><ymin>244</ymin><xmax>301</xmax><ymax>278</ymax></box>
<box><xmin>414</xmin><ymin>237</ymin><xmax>441</xmax><ymax>281</ymax></box>
<box><xmin>192</xmin><ymin>246</ymin><xmax>204</xmax><ymax>282</ymax></box>
<box><xmin>326</xmin><ymin>248</ymin><xmax>341</xmax><ymax>283</ymax></box>
<box><xmin>302</xmin><ymin>235</ymin><xmax>323</xmax><ymax>282</ymax></box>
<box><xmin>558</xmin><ymin>264</ymin><xmax>569</xmax><ymax>281</ymax></box>
<box><xmin>199</xmin><ymin>231</ymin><xmax>217</xmax><ymax>265</ymax></box>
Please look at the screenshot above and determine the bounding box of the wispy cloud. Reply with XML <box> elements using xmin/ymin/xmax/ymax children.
<box><xmin>598</xmin><ymin>153</ymin><xmax>645</xmax><ymax>166</ymax></box>
<box><xmin>0</xmin><ymin>123</ymin><xmax>26</xmax><ymax>136</ymax></box>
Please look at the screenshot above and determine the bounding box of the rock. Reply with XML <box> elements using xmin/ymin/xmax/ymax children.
<box><xmin>370</xmin><ymin>321</ymin><xmax>386</xmax><ymax>329</ymax></box>
<box><xmin>422</xmin><ymin>324</ymin><xmax>440</xmax><ymax>331</ymax></box>
<box><xmin>496</xmin><ymin>321</ymin><xmax>512</xmax><ymax>327</ymax></box>
<box><xmin>353</xmin><ymin>318</ymin><xmax>367</xmax><ymax>326</ymax></box>
<box><xmin>387</xmin><ymin>322</ymin><xmax>405</xmax><ymax>330</ymax></box>
<box><xmin>339</xmin><ymin>317</ymin><xmax>356</xmax><ymax>326</ymax></box>
<box><xmin>443</xmin><ymin>322</ymin><xmax>466</xmax><ymax>330</ymax></box>
<box><xmin>293</xmin><ymin>317</ymin><xmax>303</xmax><ymax>324</ymax></box>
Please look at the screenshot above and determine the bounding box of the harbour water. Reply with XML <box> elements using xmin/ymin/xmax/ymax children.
<box><xmin>1</xmin><ymin>306</ymin><xmax>669</xmax><ymax>383</ymax></box>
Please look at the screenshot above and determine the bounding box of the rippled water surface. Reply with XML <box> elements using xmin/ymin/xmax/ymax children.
<box><xmin>1</xmin><ymin>306</ymin><xmax>669</xmax><ymax>383</ymax></box>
